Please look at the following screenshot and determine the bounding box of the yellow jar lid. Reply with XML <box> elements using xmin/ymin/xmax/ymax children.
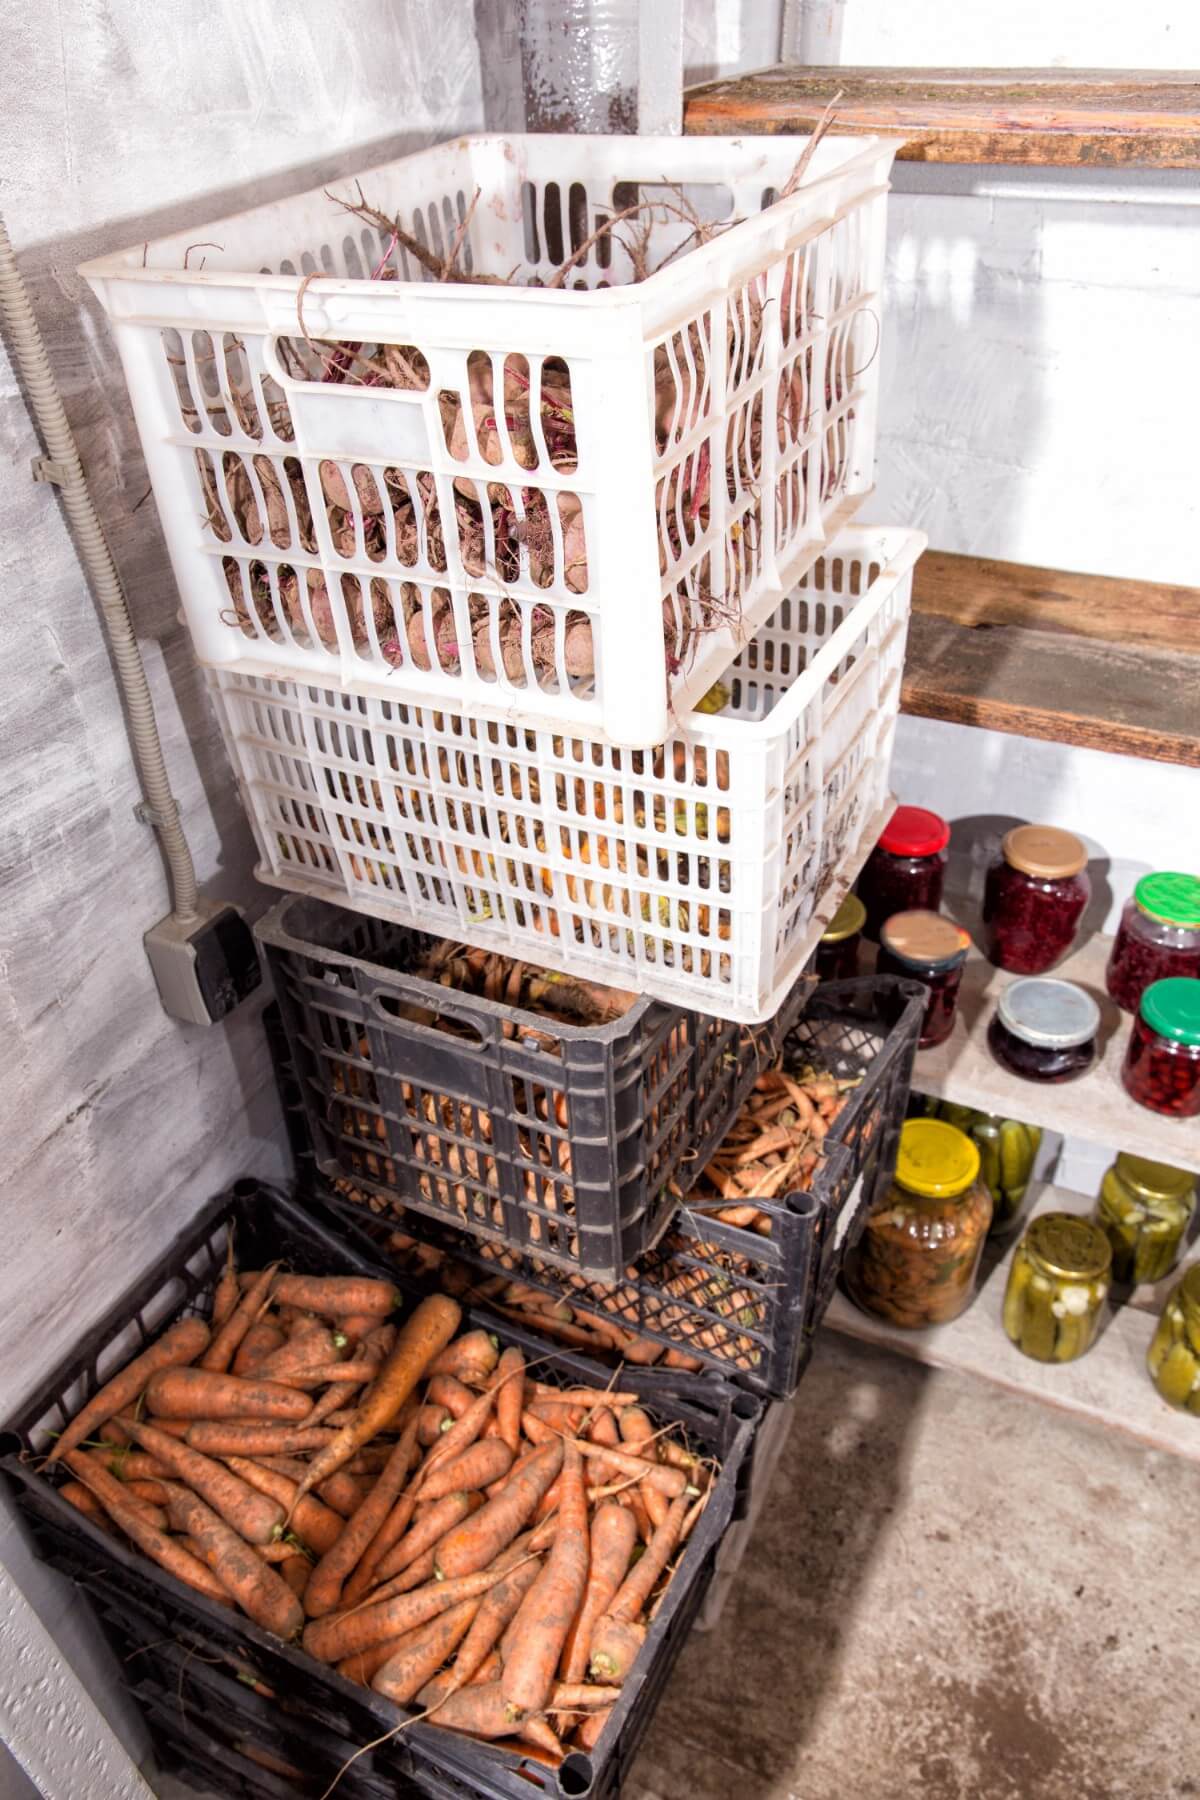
<box><xmin>821</xmin><ymin>892</ymin><xmax>867</xmax><ymax>945</ymax></box>
<box><xmin>895</xmin><ymin>1118</ymin><xmax>981</xmax><ymax>1198</ymax></box>
<box><xmin>1113</xmin><ymin>1153</ymin><xmax>1195</xmax><ymax>1206</ymax></box>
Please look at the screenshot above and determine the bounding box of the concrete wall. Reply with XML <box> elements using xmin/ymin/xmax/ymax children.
<box><xmin>794</xmin><ymin>0</ymin><xmax>1200</xmax><ymax>67</ymax></box>
<box><xmin>0</xmin><ymin>3</ymin><xmax>483</xmax><ymax>1791</ymax></box>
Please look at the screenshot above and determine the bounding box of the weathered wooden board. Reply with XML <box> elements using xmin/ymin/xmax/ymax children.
<box><xmin>685</xmin><ymin>67</ymin><xmax>1200</xmax><ymax>168</ymax></box>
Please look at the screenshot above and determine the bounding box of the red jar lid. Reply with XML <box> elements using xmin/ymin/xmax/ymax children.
<box><xmin>878</xmin><ymin>806</ymin><xmax>950</xmax><ymax>858</ymax></box>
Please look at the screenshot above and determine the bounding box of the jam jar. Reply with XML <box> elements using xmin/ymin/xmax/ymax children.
<box><xmin>815</xmin><ymin>892</ymin><xmax>866</xmax><ymax>984</ymax></box>
<box><xmin>1147</xmin><ymin>1264</ymin><xmax>1200</xmax><ymax>1413</ymax></box>
<box><xmin>843</xmin><ymin>1119</ymin><xmax>992</xmax><ymax>1327</ymax></box>
<box><xmin>1105</xmin><ymin>872</ymin><xmax>1200</xmax><ymax>1013</ymax></box>
<box><xmin>876</xmin><ymin>911</ymin><xmax>971</xmax><ymax>1049</ymax></box>
<box><xmin>1094</xmin><ymin>1153</ymin><xmax>1196</xmax><ymax>1286</ymax></box>
<box><xmin>982</xmin><ymin>825</ymin><xmax>1091</xmax><ymax>974</ymax></box>
<box><xmin>1121</xmin><ymin>977</ymin><xmax>1200</xmax><ymax>1118</ymax></box>
<box><xmin>1002</xmin><ymin>1213</ymin><xmax>1111</xmax><ymax>1363</ymax></box>
<box><xmin>856</xmin><ymin>806</ymin><xmax>950</xmax><ymax>941</ymax></box>
<box><xmin>986</xmin><ymin>977</ymin><xmax>1099</xmax><ymax>1083</ymax></box>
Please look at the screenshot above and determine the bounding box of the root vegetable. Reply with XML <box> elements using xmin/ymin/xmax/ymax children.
<box><xmin>416</xmin><ymin>1438</ymin><xmax>512</xmax><ymax>1502</ymax></box>
<box><xmin>303</xmin><ymin>1414</ymin><xmax>420</xmax><ymax>1618</ymax></box>
<box><xmin>125</xmin><ymin>1421</ymin><xmax>284</xmax><ymax>1545</ymax></box>
<box><xmin>590</xmin><ymin>1495</ymin><xmax>689</xmax><ymax>1683</ymax></box>
<box><xmin>561</xmin><ymin>1502</ymin><xmax>637</xmax><ymax>1684</ymax></box>
<box><xmin>501</xmin><ymin>1441</ymin><xmax>588</xmax><ymax>1717</ymax></box>
<box><xmin>202</xmin><ymin>1265</ymin><xmax>277</xmax><ymax>1374</ymax></box>
<box><xmin>47</xmin><ymin>1316</ymin><xmax>210</xmax><ymax>1464</ymax></box>
<box><xmin>302</xmin><ymin>1564</ymin><xmax>516</xmax><ymax>1665</ymax></box>
<box><xmin>163</xmin><ymin>1484</ymin><xmax>303</xmax><ymax>1638</ymax></box>
<box><xmin>144</xmin><ymin>1368</ymin><xmax>313</xmax><ymax>1421</ymax></box>
<box><xmin>434</xmin><ymin>1440</ymin><xmax>563</xmax><ymax>1579</ymax></box>
<box><xmin>372</xmin><ymin>1598</ymin><xmax>481</xmax><ymax>1705</ymax></box>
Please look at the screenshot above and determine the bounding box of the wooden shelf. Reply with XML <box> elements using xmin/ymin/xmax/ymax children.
<box><xmin>901</xmin><ymin>550</ymin><xmax>1200</xmax><ymax>768</ymax></box>
<box><xmin>906</xmin><ymin>922</ymin><xmax>1200</xmax><ymax>1174</ymax></box>
<box><xmin>824</xmin><ymin>1178</ymin><xmax>1200</xmax><ymax>1462</ymax></box>
<box><xmin>684</xmin><ymin>67</ymin><xmax>1200</xmax><ymax>169</ymax></box>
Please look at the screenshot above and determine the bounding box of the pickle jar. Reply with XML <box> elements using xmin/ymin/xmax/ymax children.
<box><xmin>1147</xmin><ymin>1264</ymin><xmax>1200</xmax><ymax>1414</ymax></box>
<box><xmin>815</xmin><ymin>893</ymin><xmax>866</xmax><ymax>984</ymax></box>
<box><xmin>1002</xmin><ymin>1213</ymin><xmax>1111</xmax><ymax>1364</ymax></box>
<box><xmin>1105</xmin><ymin>872</ymin><xmax>1200</xmax><ymax>1013</ymax></box>
<box><xmin>843</xmin><ymin>1119</ymin><xmax>993</xmax><ymax>1328</ymax></box>
<box><xmin>856</xmin><ymin>806</ymin><xmax>950</xmax><ymax>941</ymax></box>
<box><xmin>1121</xmin><ymin>977</ymin><xmax>1200</xmax><ymax>1119</ymax></box>
<box><xmin>982</xmin><ymin>825</ymin><xmax>1091</xmax><ymax>974</ymax></box>
<box><xmin>876</xmin><ymin>911</ymin><xmax>971</xmax><ymax>1049</ymax></box>
<box><xmin>987</xmin><ymin>977</ymin><xmax>1100</xmax><ymax>1084</ymax></box>
<box><xmin>1094</xmin><ymin>1153</ymin><xmax>1196</xmax><ymax>1287</ymax></box>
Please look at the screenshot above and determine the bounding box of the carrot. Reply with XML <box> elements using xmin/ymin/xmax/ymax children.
<box><xmin>303</xmin><ymin>1414</ymin><xmax>420</xmax><ymax>1618</ymax></box>
<box><xmin>221</xmin><ymin>1457</ymin><xmax>343</xmax><ymax>1556</ymax></box>
<box><xmin>533</xmin><ymin>1386</ymin><xmax>641</xmax><ymax>1410</ymax></box>
<box><xmin>186</xmin><ymin>1423</ymin><xmax>334</xmax><ymax>1457</ymax></box>
<box><xmin>59</xmin><ymin>1480</ymin><xmax>115</xmax><ymax>1531</ymax></box>
<box><xmin>98</xmin><ymin>1450</ymin><xmax>169</xmax><ymax>1482</ymax></box>
<box><xmin>163</xmin><ymin>1484</ymin><xmax>303</xmax><ymax>1638</ymax></box>
<box><xmin>413</xmin><ymin>1381</ymin><xmax>499</xmax><ymax>1491</ymax></box>
<box><xmin>340</xmin><ymin>1480</ymin><xmax>427</xmax><ymax>1606</ymax></box>
<box><xmin>246</xmin><ymin>1273</ymin><xmax>399</xmax><ymax>1317</ymax></box>
<box><xmin>125</xmin><ymin>1420</ymin><xmax>283</xmax><ymax>1545</ymax></box>
<box><xmin>258</xmin><ymin>1456</ymin><xmax>365</xmax><ymax>1519</ymax></box>
<box><xmin>435</xmin><ymin>1441</ymin><xmax>562</xmax><ymax>1579</ymax></box>
<box><xmin>71</xmin><ymin>1473</ymin><xmax>234</xmax><ymax>1608</ymax></box>
<box><xmin>118</xmin><ymin>1412</ymin><xmax>191</xmax><ymax>1439</ymax></box>
<box><xmin>617</xmin><ymin>1407</ymin><xmax>654</xmax><ymax>1448</ymax></box>
<box><xmin>570</xmin><ymin>1439</ymin><xmax>688</xmax><ymax>1498</ymax></box>
<box><xmin>65</xmin><ymin>1452</ymin><xmax>167</xmax><ymax>1531</ymax></box>
<box><xmin>337</xmin><ymin>1312</ymin><xmax>379</xmax><ymax>1348</ymax></box>
<box><xmin>418</xmin><ymin>1404</ymin><xmax>451</xmax><ymax>1446</ymax></box>
<box><xmin>201</xmin><ymin>1264</ymin><xmax>277</xmax><ymax>1374</ymax></box>
<box><xmin>292</xmin><ymin>1294</ymin><xmax>461</xmax><ymax>1506</ymax></box>
<box><xmin>145</xmin><ymin>1368</ymin><xmax>313</xmax><ymax>1421</ymax></box>
<box><xmin>561</xmin><ymin>1501</ymin><xmax>637</xmax><ymax>1684</ymax></box>
<box><xmin>337</xmin><ymin>1628</ymin><xmax>422</xmax><ymax>1687</ymax></box>
<box><xmin>372</xmin><ymin>1597</ymin><xmax>481</xmax><ymax>1705</ymax></box>
<box><xmin>368</xmin><ymin>1545</ymin><xmax>437</xmax><ymax>1601</ymax></box>
<box><xmin>574</xmin><ymin>1706</ymin><xmax>612</xmax><ymax>1751</ymax></box>
<box><xmin>587</xmin><ymin>1410</ymin><xmax>619</xmax><ymax>1449</ymax></box>
<box><xmin>47</xmin><ymin>1316</ymin><xmax>211</xmax><ymax>1464</ymax></box>
<box><xmin>428</xmin><ymin>1330</ymin><xmax>499</xmax><ymax>1383</ymax></box>
<box><xmin>279</xmin><ymin>1554</ymin><xmax>310</xmax><ymax>1600</ymax></box>
<box><xmin>590</xmin><ymin>1494</ymin><xmax>688</xmax><ymax>1682</ymax></box>
<box><xmin>426</xmin><ymin>1374</ymin><xmax>475</xmax><ymax>1418</ymax></box>
<box><xmin>232</xmin><ymin>1322</ymin><xmax>286</xmax><ymax>1376</ymax></box>
<box><xmin>420</xmin><ymin>1680</ymin><xmax>516</xmax><ymax>1740</ymax></box>
<box><xmin>125</xmin><ymin>1477</ymin><xmax>171</xmax><ymax>1508</ymax></box>
<box><xmin>211</xmin><ymin>1236</ymin><xmax>240</xmax><ymax>1331</ymax></box>
<box><xmin>502</xmin><ymin>1440</ymin><xmax>588</xmax><ymax>1717</ymax></box>
<box><xmin>661</xmin><ymin>1348</ymin><xmax>703</xmax><ymax>1372</ymax></box>
<box><xmin>372</xmin><ymin>1489</ymin><xmax>476</xmax><ymax>1587</ymax></box>
<box><xmin>450</xmin><ymin>1549</ymin><xmax>542</xmax><ymax>1688</ymax></box>
<box><xmin>416</xmin><ymin>1438</ymin><xmax>512</xmax><ymax>1502</ymax></box>
<box><xmin>302</xmin><ymin>1563</ymin><xmax>517</xmax><ymax>1664</ymax></box>
<box><xmin>278</xmin><ymin>1361</ymin><xmax>379</xmax><ymax>1390</ymax></box>
<box><xmin>551</xmin><ymin>1682</ymin><xmax>622</xmax><ymax>1711</ymax></box>
<box><xmin>517</xmin><ymin>1717</ymin><xmax>564</xmax><ymax>1760</ymax></box>
<box><xmin>641</xmin><ymin>1480</ymin><xmax>669</xmax><ymax>1531</ymax></box>
<box><xmin>522</xmin><ymin>1411</ymin><xmax>559</xmax><ymax>1448</ymax></box>
<box><xmin>253</xmin><ymin>1326</ymin><xmax>342</xmax><ymax>1382</ymax></box>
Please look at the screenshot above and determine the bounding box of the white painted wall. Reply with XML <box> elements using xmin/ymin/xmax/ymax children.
<box><xmin>0</xmin><ymin>2</ymin><xmax>482</xmax><ymax>1790</ymax></box>
<box><xmin>795</xmin><ymin>0</ymin><xmax>1200</xmax><ymax>67</ymax></box>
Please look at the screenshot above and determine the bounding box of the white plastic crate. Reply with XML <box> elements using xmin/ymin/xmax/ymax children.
<box><xmin>210</xmin><ymin>525</ymin><xmax>923</xmax><ymax>1023</ymax></box>
<box><xmin>82</xmin><ymin>132</ymin><xmax>901</xmax><ymax>748</ymax></box>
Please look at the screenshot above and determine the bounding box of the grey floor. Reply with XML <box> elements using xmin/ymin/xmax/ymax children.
<box><xmin>154</xmin><ymin>1333</ymin><xmax>1195</xmax><ymax>1800</ymax></box>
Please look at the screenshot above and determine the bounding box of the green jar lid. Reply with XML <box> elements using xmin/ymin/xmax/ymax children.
<box><xmin>1134</xmin><ymin>872</ymin><xmax>1200</xmax><ymax>928</ymax></box>
<box><xmin>821</xmin><ymin>892</ymin><xmax>867</xmax><ymax>945</ymax></box>
<box><xmin>1140</xmin><ymin>977</ymin><xmax>1200</xmax><ymax>1047</ymax></box>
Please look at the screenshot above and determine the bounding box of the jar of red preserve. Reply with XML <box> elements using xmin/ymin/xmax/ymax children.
<box><xmin>1105</xmin><ymin>872</ymin><xmax>1200</xmax><ymax>1013</ymax></box>
<box><xmin>983</xmin><ymin>826</ymin><xmax>1090</xmax><ymax>974</ymax></box>
<box><xmin>857</xmin><ymin>806</ymin><xmax>950</xmax><ymax>941</ymax></box>
<box><xmin>815</xmin><ymin>893</ymin><xmax>866</xmax><ymax>983</ymax></box>
<box><xmin>876</xmin><ymin>911</ymin><xmax>971</xmax><ymax>1048</ymax></box>
<box><xmin>987</xmin><ymin>977</ymin><xmax>1099</xmax><ymax>1083</ymax></box>
<box><xmin>1121</xmin><ymin>978</ymin><xmax>1200</xmax><ymax>1118</ymax></box>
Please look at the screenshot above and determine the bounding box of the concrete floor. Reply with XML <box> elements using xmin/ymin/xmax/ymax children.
<box><xmin>152</xmin><ymin>1332</ymin><xmax>1196</xmax><ymax>1800</ymax></box>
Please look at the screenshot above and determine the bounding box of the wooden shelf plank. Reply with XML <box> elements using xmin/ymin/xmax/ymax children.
<box><xmin>906</xmin><ymin>922</ymin><xmax>1200</xmax><ymax>1174</ymax></box>
<box><xmin>824</xmin><ymin>1196</ymin><xmax>1200</xmax><ymax>1461</ymax></box>
<box><xmin>685</xmin><ymin>67</ymin><xmax>1200</xmax><ymax>169</ymax></box>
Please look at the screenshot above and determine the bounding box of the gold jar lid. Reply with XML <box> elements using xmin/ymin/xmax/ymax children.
<box><xmin>1113</xmin><ymin>1153</ymin><xmax>1195</xmax><ymax>1207</ymax></box>
<box><xmin>1179</xmin><ymin>1264</ymin><xmax>1200</xmax><ymax>1320</ymax></box>
<box><xmin>880</xmin><ymin>909</ymin><xmax>970</xmax><ymax>970</ymax></box>
<box><xmin>1025</xmin><ymin>1212</ymin><xmax>1112</xmax><ymax>1280</ymax></box>
<box><xmin>821</xmin><ymin>892</ymin><xmax>867</xmax><ymax>945</ymax></box>
<box><xmin>1002</xmin><ymin>825</ymin><xmax>1088</xmax><ymax>880</ymax></box>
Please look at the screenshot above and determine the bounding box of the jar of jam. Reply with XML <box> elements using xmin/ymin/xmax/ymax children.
<box><xmin>1094</xmin><ymin>1153</ymin><xmax>1196</xmax><ymax>1286</ymax></box>
<box><xmin>876</xmin><ymin>911</ymin><xmax>971</xmax><ymax>1049</ymax></box>
<box><xmin>1002</xmin><ymin>1213</ymin><xmax>1111</xmax><ymax>1363</ymax></box>
<box><xmin>815</xmin><ymin>892</ymin><xmax>866</xmax><ymax>983</ymax></box>
<box><xmin>1146</xmin><ymin>1264</ymin><xmax>1200</xmax><ymax>1413</ymax></box>
<box><xmin>1121</xmin><ymin>977</ymin><xmax>1200</xmax><ymax>1118</ymax></box>
<box><xmin>1105</xmin><ymin>872</ymin><xmax>1200</xmax><ymax>1013</ymax></box>
<box><xmin>986</xmin><ymin>977</ymin><xmax>1099</xmax><ymax>1084</ymax></box>
<box><xmin>856</xmin><ymin>806</ymin><xmax>950</xmax><ymax>941</ymax></box>
<box><xmin>844</xmin><ymin>1119</ymin><xmax>992</xmax><ymax>1327</ymax></box>
<box><xmin>982</xmin><ymin>825</ymin><xmax>1091</xmax><ymax>974</ymax></box>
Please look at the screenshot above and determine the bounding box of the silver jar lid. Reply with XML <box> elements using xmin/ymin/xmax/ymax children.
<box><xmin>996</xmin><ymin>977</ymin><xmax>1100</xmax><ymax>1049</ymax></box>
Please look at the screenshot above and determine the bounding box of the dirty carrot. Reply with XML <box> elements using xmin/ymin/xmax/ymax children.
<box><xmin>201</xmin><ymin>1265</ymin><xmax>277</xmax><ymax>1373</ymax></box>
<box><xmin>59</xmin><ymin>1480</ymin><xmax>113</xmax><ymax>1530</ymax></box>
<box><xmin>426</xmin><ymin>1374</ymin><xmax>475</xmax><ymax>1418</ymax></box>
<box><xmin>561</xmin><ymin>1501</ymin><xmax>637</xmax><ymax>1684</ymax></box>
<box><xmin>254</xmin><ymin>1326</ymin><xmax>343</xmax><ymax>1382</ymax></box>
<box><xmin>302</xmin><ymin>1563</ymin><xmax>516</xmax><ymax>1664</ymax></box>
<box><xmin>450</xmin><ymin>1549</ymin><xmax>542</xmax><ymax>1689</ymax></box>
<box><xmin>303</xmin><ymin>1413</ymin><xmax>420</xmax><ymax>1619</ymax></box>
<box><xmin>502</xmin><ymin>1440</ymin><xmax>588</xmax><ymax>1717</ymax></box>
<box><xmin>125</xmin><ymin>1420</ymin><xmax>284</xmax><ymax>1545</ymax></box>
<box><xmin>434</xmin><ymin>1440</ymin><xmax>563</xmax><ymax>1580</ymax></box>
<box><xmin>47</xmin><ymin>1316</ymin><xmax>210</xmax><ymax>1464</ymax></box>
<box><xmin>492</xmin><ymin>1347</ymin><xmax>525</xmax><ymax>1456</ymax></box>
<box><xmin>427</xmin><ymin>1330</ymin><xmax>499</xmax><ymax>1383</ymax></box>
<box><xmin>77</xmin><ymin>1473</ymin><xmax>234</xmax><ymax>1608</ymax></box>
<box><xmin>222</xmin><ymin>1457</ymin><xmax>343</xmax><ymax>1556</ymax></box>
<box><xmin>249</xmin><ymin>1274</ymin><xmax>399</xmax><ymax>1317</ymax></box>
<box><xmin>589</xmin><ymin>1494</ymin><xmax>688</xmax><ymax>1683</ymax></box>
<box><xmin>232</xmin><ymin>1321</ymin><xmax>286</xmax><ymax>1376</ymax></box>
<box><xmin>211</xmin><ymin>1236</ymin><xmax>240</xmax><ymax>1331</ymax></box>
<box><xmin>373</xmin><ymin>1489</ymin><xmax>476</xmax><ymax>1586</ymax></box>
<box><xmin>163</xmin><ymin>1483</ymin><xmax>303</xmax><ymax>1638</ymax></box>
<box><xmin>145</xmin><ymin>1368</ymin><xmax>313</xmax><ymax>1421</ymax></box>
<box><xmin>186</xmin><ymin>1423</ymin><xmax>335</xmax><ymax>1457</ymax></box>
<box><xmin>570</xmin><ymin>1439</ymin><xmax>689</xmax><ymax>1498</ymax></box>
<box><xmin>371</xmin><ymin>1597</ymin><xmax>481</xmax><ymax>1705</ymax></box>
<box><xmin>65</xmin><ymin>1451</ymin><xmax>167</xmax><ymax>1531</ymax></box>
<box><xmin>416</xmin><ymin>1438</ymin><xmax>512</xmax><ymax>1502</ymax></box>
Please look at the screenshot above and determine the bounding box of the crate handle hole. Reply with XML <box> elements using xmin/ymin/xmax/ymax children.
<box><xmin>374</xmin><ymin>993</ymin><xmax>486</xmax><ymax>1047</ymax></box>
<box><xmin>559</xmin><ymin>1751</ymin><xmax>596</xmax><ymax>1796</ymax></box>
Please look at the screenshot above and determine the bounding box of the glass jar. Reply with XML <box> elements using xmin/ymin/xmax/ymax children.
<box><xmin>1094</xmin><ymin>1153</ymin><xmax>1196</xmax><ymax>1287</ymax></box>
<box><xmin>876</xmin><ymin>911</ymin><xmax>971</xmax><ymax>1049</ymax></box>
<box><xmin>843</xmin><ymin>1118</ymin><xmax>993</xmax><ymax>1327</ymax></box>
<box><xmin>856</xmin><ymin>806</ymin><xmax>950</xmax><ymax>941</ymax></box>
<box><xmin>934</xmin><ymin>1103</ymin><xmax>1043</xmax><ymax>1237</ymax></box>
<box><xmin>982</xmin><ymin>825</ymin><xmax>1091</xmax><ymax>974</ymax></box>
<box><xmin>815</xmin><ymin>892</ymin><xmax>866</xmax><ymax>983</ymax></box>
<box><xmin>1146</xmin><ymin>1265</ymin><xmax>1200</xmax><ymax>1413</ymax></box>
<box><xmin>1002</xmin><ymin>1213</ymin><xmax>1111</xmax><ymax>1363</ymax></box>
<box><xmin>987</xmin><ymin>978</ymin><xmax>1100</xmax><ymax>1084</ymax></box>
<box><xmin>1105</xmin><ymin>872</ymin><xmax>1200</xmax><ymax>1013</ymax></box>
<box><xmin>1121</xmin><ymin>977</ymin><xmax>1200</xmax><ymax>1118</ymax></box>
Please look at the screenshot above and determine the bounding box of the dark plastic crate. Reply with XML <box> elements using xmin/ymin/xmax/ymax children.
<box><xmin>306</xmin><ymin>977</ymin><xmax>924</xmax><ymax>1399</ymax></box>
<box><xmin>1</xmin><ymin>1181</ymin><xmax>757</xmax><ymax>1800</ymax></box>
<box><xmin>256</xmin><ymin>894</ymin><xmax>811</xmax><ymax>1280</ymax></box>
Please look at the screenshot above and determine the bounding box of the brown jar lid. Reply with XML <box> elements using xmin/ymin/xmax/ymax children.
<box><xmin>1002</xmin><ymin>825</ymin><xmax>1088</xmax><ymax>880</ymax></box>
<box><xmin>880</xmin><ymin>909</ymin><xmax>970</xmax><ymax>970</ymax></box>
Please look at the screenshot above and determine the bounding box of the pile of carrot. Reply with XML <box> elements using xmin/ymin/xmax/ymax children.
<box><xmin>44</xmin><ymin>1241</ymin><xmax>716</xmax><ymax>1772</ymax></box>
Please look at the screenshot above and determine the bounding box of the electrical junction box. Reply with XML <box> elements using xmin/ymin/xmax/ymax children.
<box><xmin>144</xmin><ymin>900</ymin><xmax>262</xmax><ymax>1025</ymax></box>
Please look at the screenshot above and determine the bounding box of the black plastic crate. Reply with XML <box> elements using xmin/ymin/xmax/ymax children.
<box><xmin>256</xmin><ymin>894</ymin><xmax>810</xmax><ymax>1280</ymax></box>
<box><xmin>308</xmin><ymin>977</ymin><xmax>923</xmax><ymax>1399</ymax></box>
<box><xmin>1</xmin><ymin>1180</ymin><xmax>758</xmax><ymax>1800</ymax></box>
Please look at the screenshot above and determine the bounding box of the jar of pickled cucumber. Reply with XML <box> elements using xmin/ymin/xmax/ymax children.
<box><xmin>843</xmin><ymin>1119</ymin><xmax>993</xmax><ymax>1328</ymax></box>
<box><xmin>1002</xmin><ymin>1214</ymin><xmax>1111</xmax><ymax>1363</ymax></box>
<box><xmin>1094</xmin><ymin>1153</ymin><xmax>1196</xmax><ymax>1287</ymax></box>
<box><xmin>1147</xmin><ymin>1265</ymin><xmax>1200</xmax><ymax>1414</ymax></box>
